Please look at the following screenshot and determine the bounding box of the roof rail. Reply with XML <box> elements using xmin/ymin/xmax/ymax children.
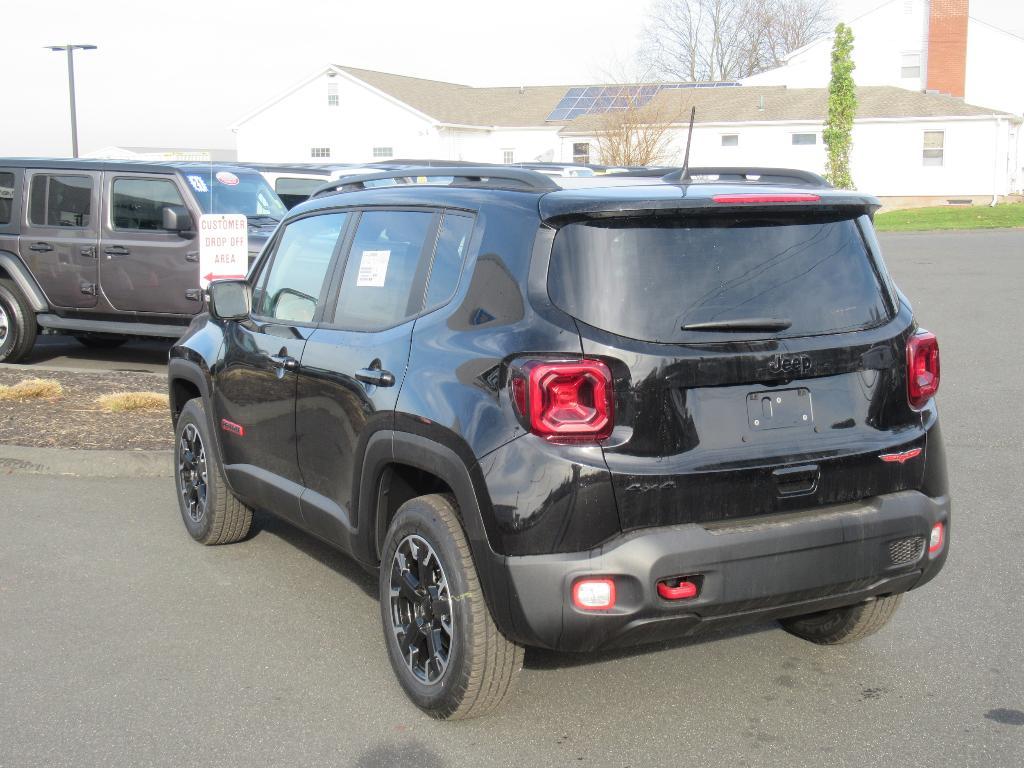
<box><xmin>661</xmin><ymin>166</ymin><xmax>832</xmax><ymax>188</ymax></box>
<box><xmin>311</xmin><ymin>166</ymin><xmax>560</xmax><ymax>198</ymax></box>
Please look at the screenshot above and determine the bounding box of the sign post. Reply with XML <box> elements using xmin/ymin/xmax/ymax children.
<box><xmin>198</xmin><ymin>213</ymin><xmax>248</xmax><ymax>289</ymax></box>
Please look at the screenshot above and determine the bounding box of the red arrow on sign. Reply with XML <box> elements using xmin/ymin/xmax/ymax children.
<box><xmin>203</xmin><ymin>273</ymin><xmax>247</xmax><ymax>282</ymax></box>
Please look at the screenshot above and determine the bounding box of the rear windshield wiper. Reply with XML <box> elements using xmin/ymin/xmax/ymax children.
<box><xmin>681</xmin><ymin>318</ymin><xmax>792</xmax><ymax>332</ymax></box>
<box><xmin>246</xmin><ymin>215</ymin><xmax>280</xmax><ymax>224</ymax></box>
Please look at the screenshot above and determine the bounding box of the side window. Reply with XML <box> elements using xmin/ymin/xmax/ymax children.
<box><xmin>111</xmin><ymin>177</ymin><xmax>186</xmax><ymax>231</ymax></box>
<box><xmin>424</xmin><ymin>213</ymin><xmax>474</xmax><ymax>310</ymax></box>
<box><xmin>331</xmin><ymin>210</ymin><xmax>434</xmax><ymax>331</ymax></box>
<box><xmin>274</xmin><ymin>177</ymin><xmax>323</xmax><ymax>209</ymax></box>
<box><xmin>253</xmin><ymin>212</ymin><xmax>348</xmax><ymax>323</ymax></box>
<box><xmin>29</xmin><ymin>174</ymin><xmax>92</xmax><ymax>227</ymax></box>
<box><xmin>0</xmin><ymin>172</ymin><xmax>14</xmax><ymax>225</ymax></box>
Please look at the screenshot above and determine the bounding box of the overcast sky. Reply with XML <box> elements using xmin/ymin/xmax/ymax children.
<box><xmin>3</xmin><ymin>0</ymin><xmax>1021</xmax><ymax>156</ymax></box>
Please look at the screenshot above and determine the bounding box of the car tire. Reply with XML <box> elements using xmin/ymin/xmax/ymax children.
<box><xmin>380</xmin><ymin>493</ymin><xmax>524</xmax><ymax>720</ymax></box>
<box><xmin>0</xmin><ymin>278</ymin><xmax>38</xmax><ymax>363</ymax></box>
<box><xmin>174</xmin><ymin>398</ymin><xmax>253</xmax><ymax>545</ymax></box>
<box><xmin>73</xmin><ymin>333</ymin><xmax>128</xmax><ymax>349</ymax></box>
<box><xmin>780</xmin><ymin>594</ymin><xmax>903</xmax><ymax>645</ymax></box>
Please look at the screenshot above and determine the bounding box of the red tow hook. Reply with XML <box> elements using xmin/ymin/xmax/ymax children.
<box><xmin>657</xmin><ymin>578</ymin><xmax>699</xmax><ymax>601</ymax></box>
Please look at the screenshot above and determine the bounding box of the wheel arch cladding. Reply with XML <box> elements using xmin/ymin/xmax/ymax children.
<box><xmin>360</xmin><ymin>430</ymin><xmax>521</xmax><ymax>641</ymax></box>
<box><xmin>0</xmin><ymin>251</ymin><xmax>48</xmax><ymax>311</ymax></box>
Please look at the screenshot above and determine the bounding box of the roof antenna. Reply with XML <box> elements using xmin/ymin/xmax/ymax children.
<box><xmin>679</xmin><ymin>106</ymin><xmax>696</xmax><ymax>182</ymax></box>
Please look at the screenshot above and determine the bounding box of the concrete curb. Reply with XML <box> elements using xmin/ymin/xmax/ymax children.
<box><xmin>0</xmin><ymin>445</ymin><xmax>173</xmax><ymax>478</ymax></box>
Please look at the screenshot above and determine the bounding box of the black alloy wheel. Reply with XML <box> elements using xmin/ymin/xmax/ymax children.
<box><xmin>178</xmin><ymin>422</ymin><xmax>208</xmax><ymax>524</ymax></box>
<box><xmin>389</xmin><ymin>534</ymin><xmax>454</xmax><ymax>685</ymax></box>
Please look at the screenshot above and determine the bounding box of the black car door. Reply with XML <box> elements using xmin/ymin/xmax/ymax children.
<box><xmin>212</xmin><ymin>211</ymin><xmax>351</xmax><ymax>525</ymax></box>
<box><xmin>295</xmin><ymin>208</ymin><xmax>474</xmax><ymax>550</ymax></box>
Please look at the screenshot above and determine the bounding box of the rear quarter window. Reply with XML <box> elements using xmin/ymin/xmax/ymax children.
<box><xmin>548</xmin><ymin>213</ymin><xmax>892</xmax><ymax>343</ymax></box>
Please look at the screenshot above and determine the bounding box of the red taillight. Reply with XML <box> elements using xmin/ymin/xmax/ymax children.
<box><xmin>712</xmin><ymin>193</ymin><xmax>821</xmax><ymax>204</ymax></box>
<box><xmin>907</xmin><ymin>330</ymin><xmax>940</xmax><ymax>409</ymax></box>
<box><xmin>572</xmin><ymin>578</ymin><xmax>616</xmax><ymax>611</ymax></box>
<box><xmin>510</xmin><ymin>359</ymin><xmax>613</xmax><ymax>442</ymax></box>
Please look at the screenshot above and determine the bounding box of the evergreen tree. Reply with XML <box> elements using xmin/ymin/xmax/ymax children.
<box><xmin>823</xmin><ymin>23</ymin><xmax>856</xmax><ymax>189</ymax></box>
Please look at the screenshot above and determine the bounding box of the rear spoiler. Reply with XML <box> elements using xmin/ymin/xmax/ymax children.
<box><xmin>539</xmin><ymin>189</ymin><xmax>881</xmax><ymax>225</ymax></box>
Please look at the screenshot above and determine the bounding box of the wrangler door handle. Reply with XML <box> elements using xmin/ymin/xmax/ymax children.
<box><xmin>29</xmin><ymin>242</ymin><xmax>53</xmax><ymax>252</ymax></box>
<box><xmin>104</xmin><ymin>245</ymin><xmax>130</xmax><ymax>257</ymax></box>
<box><xmin>269</xmin><ymin>354</ymin><xmax>299</xmax><ymax>372</ymax></box>
<box><xmin>355</xmin><ymin>367</ymin><xmax>395</xmax><ymax>387</ymax></box>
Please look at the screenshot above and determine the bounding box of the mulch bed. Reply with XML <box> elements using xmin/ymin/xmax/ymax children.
<box><xmin>0</xmin><ymin>369</ymin><xmax>172</xmax><ymax>451</ymax></box>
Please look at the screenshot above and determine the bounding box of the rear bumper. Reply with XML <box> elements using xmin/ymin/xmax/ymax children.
<box><xmin>495</xmin><ymin>490</ymin><xmax>950</xmax><ymax>651</ymax></box>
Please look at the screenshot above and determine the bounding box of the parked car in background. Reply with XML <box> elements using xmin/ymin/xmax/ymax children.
<box><xmin>0</xmin><ymin>159</ymin><xmax>286</xmax><ymax>362</ymax></box>
<box><xmin>242</xmin><ymin>160</ymin><xmax>475</xmax><ymax>209</ymax></box>
<box><xmin>167</xmin><ymin>164</ymin><xmax>949</xmax><ymax>720</ymax></box>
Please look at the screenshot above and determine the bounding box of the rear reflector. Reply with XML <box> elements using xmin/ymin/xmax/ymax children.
<box><xmin>929</xmin><ymin>522</ymin><xmax>945</xmax><ymax>555</ymax></box>
<box><xmin>657</xmin><ymin>579</ymin><xmax>699</xmax><ymax>601</ymax></box>
<box><xmin>907</xmin><ymin>330</ymin><xmax>940</xmax><ymax>409</ymax></box>
<box><xmin>510</xmin><ymin>359</ymin><xmax>613</xmax><ymax>442</ymax></box>
<box><xmin>712</xmin><ymin>193</ymin><xmax>821</xmax><ymax>204</ymax></box>
<box><xmin>572</xmin><ymin>578</ymin><xmax>616</xmax><ymax>611</ymax></box>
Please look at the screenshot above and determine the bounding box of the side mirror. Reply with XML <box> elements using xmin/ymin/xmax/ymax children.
<box><xmin>162</xmin><ymin>205</ymin><xmax>193</xmax><ymax>233</ymax></box>
<box><xmin>208</xmin><ymin>279</ymin><xmax>251</xmax><ymax>321</ymax></box>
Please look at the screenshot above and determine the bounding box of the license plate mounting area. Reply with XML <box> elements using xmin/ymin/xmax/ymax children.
<box><xmin>746</xmin><ymin>388</ymin><xmax>813</xmax><ymax>430</ymax></box>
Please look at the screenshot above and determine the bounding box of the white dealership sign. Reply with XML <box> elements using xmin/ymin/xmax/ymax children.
<box><xmin>198</xmin><ymin>214</ymin><xmax>248</xmax><ymax>289</ymax></box>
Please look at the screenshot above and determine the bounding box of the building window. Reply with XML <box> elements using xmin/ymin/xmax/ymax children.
<box><xmin>901</xmin><ymin>53</ymin><xmax>921</xmax><ymax>79</ymax></box>
<box><xmin>310</xmin><ymin>147</ymin><xmax>331</xmax><ymax>158</ymax></box>
<box><xmin>923</xmin><ymin>131</ymin><xmax>944</xmax><ymax>166</ymax></box>
<box><xmin>792</xmin><ymin>133</ymin><xmax>817</xmax><ymax>145</ymax></box>
<box><xmin>572</xmin><ymin>142</ymin><xmax>590</xmax><ymax>165</ymax></box>
<box><xmin>372</xmin><ymin>147</ymin><xmax>393</xmax><ymax>158</ymax></box>
<box><xmin>721</xmin><ymin>134</ymin><xmax>739</xmax><ymax>147</ymax></box>
<box><xmin>502</xmin><ymin>149</ymin><xmax>515</xmax><ymax>164</ymax></box>
<box><xmin>327</xmin><ymin>82</ymin><xmax>339</xmax><ymax>107</ymax></box>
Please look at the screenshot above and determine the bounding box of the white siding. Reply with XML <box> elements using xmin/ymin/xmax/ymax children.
<box><xmin>235</xmin><ymin>72</ymin><xmax>442</xmax><ymax>162</ymax></box>
<box><xmin>744</xmin><ymin>0</ymin><xmax>930</xmax><ymax>91</ymax></box>
<box><xmin>571</xmin><ymin>116</ymin><xmax>1016</xmax><ymax>196</ymax></box>
<box><xmin>965</xmin><ymin>20</ymin><xmax>1024</xmax><ymax>116</ymax></box>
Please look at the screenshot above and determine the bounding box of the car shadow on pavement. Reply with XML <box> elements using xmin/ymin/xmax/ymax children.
<box><xmin>250</xmin><ymin>510</ymin><xmax>378</xmax><ymax>599</ymax></box>
<box><xmin>524</xmin><ymin>621</ymin><xmax>776</xmax><ymax>670</ymax></box>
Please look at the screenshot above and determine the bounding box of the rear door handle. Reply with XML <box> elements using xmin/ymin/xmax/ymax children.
<box><xmin>104</xmin><ymin>245</ymin><xmax>130</xmax><ymax>257</ymax></box>
<box><xmin>355</xmin><ymin>367</ymin><xmax>395</xmax><ymax>387</ymax></box>
<box><xmin>29</xmin><ymin>242</ymin><xmax>53</xmax><ymax>252</ymax></box>
<box><xmin>269</xmin><ymin>354</ymin><xmax>299</xmax><ymax>372</ymax></box>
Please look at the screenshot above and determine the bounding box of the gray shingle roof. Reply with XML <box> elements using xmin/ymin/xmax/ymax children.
<box><xmin>337</xmin><ymin>66</ymin><xmax>1012</xmax><ymax>129</ymax></box>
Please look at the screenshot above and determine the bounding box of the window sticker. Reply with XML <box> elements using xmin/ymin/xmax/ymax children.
<box><xmin>187</xmin><ymin>175</ymin><xmax>209</xmax><ymax>193</ymax></box>
<box><xmin>215</xmin><ymin>171</ymin><xmax>240</xmax><ymax>186</ymax></box>
<box><xmin>356</xmin><ymin>250</ymin><xmax>390</xmax><ymax>287</ymax></box>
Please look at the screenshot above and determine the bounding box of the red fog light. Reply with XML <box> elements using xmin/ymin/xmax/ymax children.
<box><xmin>907</xmin><ymin>330</ymin><xmax>940</xmax><ymax>410</ymax></box>
<box><xmin>572</xmin><ymin>578</ymin><xmax>616</xmax><ymax>611</ymax></box>
<box><xmin>929</xmin><ymin>522</ymin><xmax>945</xmax><ymax>555</ymax></box>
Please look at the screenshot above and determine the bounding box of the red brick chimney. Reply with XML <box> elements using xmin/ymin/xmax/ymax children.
<box><xmin>927</xmin><ymin>0</ymin><xmax>969</xmax><ymax>97</ymax></box>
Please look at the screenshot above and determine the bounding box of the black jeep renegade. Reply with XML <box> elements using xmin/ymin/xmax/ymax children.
<box><xmin>167</xmin><ymin>166</ymin><xmax>949</xmax><ymax>719</ymax></box>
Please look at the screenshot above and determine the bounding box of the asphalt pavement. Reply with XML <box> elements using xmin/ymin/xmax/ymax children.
<box><xmin>1</xmin><ymin>229</ymin><xmax>1022</xmax><ymax>767</ymax></box>
<box><xmin>10</xmin><ymin>334</ymin><xmax>172</xmax><ymax>374</ymax></box>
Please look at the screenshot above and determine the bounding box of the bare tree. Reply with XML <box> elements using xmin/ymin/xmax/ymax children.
<box><xmin>641</xmin><ymin>0</ymin><xmax>833</xmax><ymax>82</ymax></box>
<box><xmin>592</xmin><ymin>96</ymin><xmax>679</xmax><ymax>167</ymax></box>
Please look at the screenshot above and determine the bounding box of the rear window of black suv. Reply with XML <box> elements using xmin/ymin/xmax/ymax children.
<box><xmin>547</xmin><ymin>212</ymin><xmax>892</xmax><ymax>343</ymax></box>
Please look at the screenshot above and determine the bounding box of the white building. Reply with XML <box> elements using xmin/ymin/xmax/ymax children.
<box><xmin>744</xmin><ymin>0</ymin><xmax>1024</xmax><ymax>117</ymax></box>
<box><xmin>232</xmin><ymin>62</ymin><xmax>1020</xmax><ymax>202</ymax></box>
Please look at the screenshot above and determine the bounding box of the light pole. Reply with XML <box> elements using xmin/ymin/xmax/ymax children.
<box><xmin>45</xmin><ymin>44</ymin><xmax>97</xmax><ymax>158</ymax></box>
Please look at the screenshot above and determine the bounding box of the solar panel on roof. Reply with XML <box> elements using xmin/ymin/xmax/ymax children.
<box><xmin>544</xmin><ymin>81</ymin><xmax>741</xmax><ymax>121</ymax></box>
